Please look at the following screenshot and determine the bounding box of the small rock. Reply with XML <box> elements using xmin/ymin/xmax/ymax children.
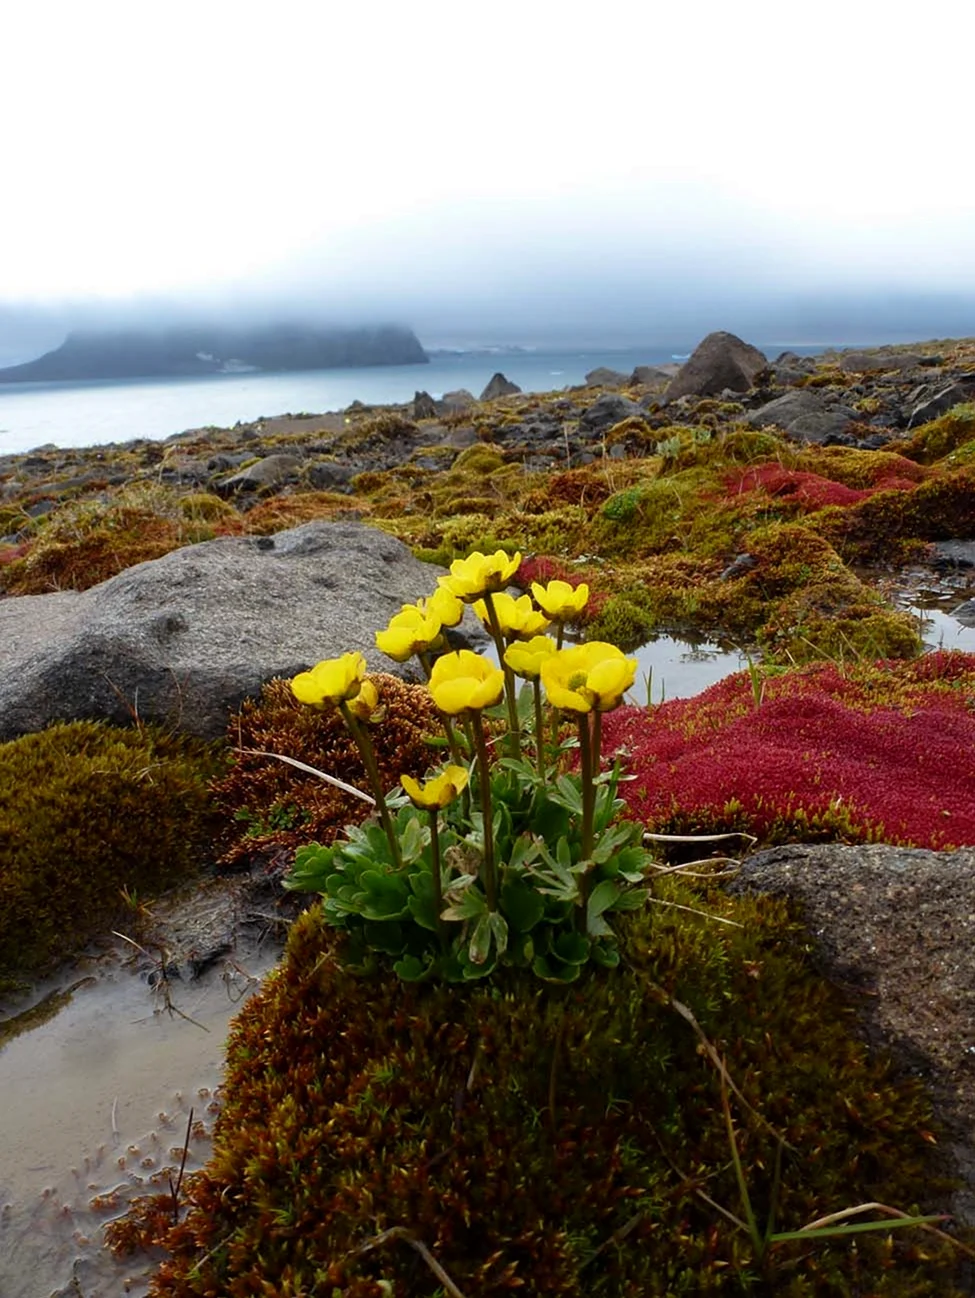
<box><xmin>439</xmin><ymin>390</ymin><xmax>476</xmax><ymax>413</ymax></box>
<box><xmin>578</xmin><ymin>394</ymin><xmax>646</xmax><ymax>434</ymax></box>
<box><xmin>479</xmin><ymin>373</ymin><xmax>522</xmax><ymax>401</ymax></box>
<box><xmin>584</xmin><ymin>367</ymin><xmax>630</xmax><ymax>388</ymax></box>
<box><xmin>218</xmin><ymin>453</ymin><xmax>304</xmax><ymax>493</ymax></box>
<box><xmin>412</xmin><ymin>390</ymin><xmax>439</xmax><ymax>420</ymax></box>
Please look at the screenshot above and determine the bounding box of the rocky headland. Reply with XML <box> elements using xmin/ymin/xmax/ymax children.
<box><xmin>0</xmin><ymin>321</ymin><xmax>427</xmax><ymax>383</ymax></box>
<box><xmin>2</xmin><ymin>330</ymin><xmax>975</xmax><ymax>1295</ymax></box>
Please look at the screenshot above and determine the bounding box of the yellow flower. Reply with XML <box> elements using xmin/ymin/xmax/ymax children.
<box><xmin>291</xmin><ymin>651</ymin><xmax>367</xmax><ymax>706</ymax></box>
<box><xmin>438</xmin><ymin>549</ymin><xmax>522</xmax><ymax>603</ymax></box>
<box><xmin>376</xmin><ymin>604</ymin><xmax>443</xmax><ymax>662</ymax></box>
<box><xmin>503</xmin><ymin>635</ymin><xmax>558</xmax><ymax>680</ymax></box>
<box><xmin>421</xmin><ymin>586</ymin><xmax>464</xmax><ymax>628</ymax></box>
<box><xmin>346</xmin><ymin>678</ymin><xmax>380</xmax><ymax>720</ymax></box>
<box><xmin>428</xmin><ymin>650</ymin><xmax>505</xmax><ymax>715</ymax></box>
<box><xmin>531</xmin><ymin>579</ymin><xmax>590</xmax><ymax>621</ymax></box>
<box><xmin>400</xmin><ymin>764</ymin><xmax>469</xmax><ymax>809</ymax></box>
<box><xmin>540</xmin><ymin>642</ymin><xmax>637</xmax><ymax>713</ymax></box>
<box><xmin>473</xmin><ymin>592</ymin><xmax>551</xmax><ymax>640</ymax></box>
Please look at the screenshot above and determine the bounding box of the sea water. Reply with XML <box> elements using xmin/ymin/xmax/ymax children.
<box><xmin>0</xmin><ymin>343</ymin><xmax>830</xmax><ymax>455</ymax></box>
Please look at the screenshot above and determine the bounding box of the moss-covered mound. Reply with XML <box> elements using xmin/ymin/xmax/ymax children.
<box><xmin>0</xmin><ymin>721</ymin><xmax>219</xmax><ymax>973</ymax></box>
<box><xmin>114</xmin><ymin>899</ymin><xmax>965</xmax><ymax>1295</ymax></box>
<box><xmin>602</xmin><ymin>651</ymin><xmax>975</xmax><ymax>848</ymax></box>
<box><xmin>212</xmin><ymin>675</ymin><xmax>441</xmax><ymax>869</ymax></box>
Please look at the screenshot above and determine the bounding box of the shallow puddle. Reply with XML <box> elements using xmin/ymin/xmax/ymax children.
<box><xmin>624</xmin><ymin>632</ymin><xmax>748</xmax><ymax>705</ymax></box>
<box><xmin>0</xmin><ymin>940</ymin><xmax>280</xmax><ymax>1298</ymax></box>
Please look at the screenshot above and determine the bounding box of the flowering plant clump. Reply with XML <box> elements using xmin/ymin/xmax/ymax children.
<box><xmin>285</xmin><ymin>548</ymin><xmax>653</xmax><ymax>983</ymax></box>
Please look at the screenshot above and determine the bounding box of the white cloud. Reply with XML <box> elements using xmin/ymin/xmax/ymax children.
<box><xmin>1</xmin><ymin>0</ymin><xmax>973</xmax><ymax>306</ymax></box>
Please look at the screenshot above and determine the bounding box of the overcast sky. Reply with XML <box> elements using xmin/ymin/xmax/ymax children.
<box><xmin>3</xmin><ymin>0</ymin><xmax>974</xmax><ymax>348</ymax></box>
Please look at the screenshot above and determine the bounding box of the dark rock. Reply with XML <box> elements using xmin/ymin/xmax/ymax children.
<box><xmin>907</xmin><ymin>380</ymin><xmax>975</xmax><ymax>428</ymax></box>
<box><xmin>305</xmin><ymin>461</ymin><xmax>358</xmax><ymax>491</ymax></box>
<box><xmin>838</xmin><ymin>351</ymin><xmax>922</xmax><ymax>373</ymax></box>
<box><xmin>584</xmin><ymin>367</ymin><xmax>630</xmax><ymax>388</ymax></box>
<box><xmin>727</xmin><ymin>842</ymin><xmax>975</xmax><ymax>1227</ymax></box>
<box><xmin>0</xmin><ymin>521</ymin><xmax>472</xmax><ymax>742</ymax></box>
<box><xmin>748</xmin><ymin>390</ymin><xmax>856</xmax><ymax>443</ymax></box>
<box><xmin>952</xmin><ymin>598</ymin><xmax>975</xmax><ymax>627</ymax></box>
<box><xmin>479</xmin><ymin>373</ymin><xmax>522</xmax><ymax>401</ymax></box>
<box><xmin>412</xmin><ymin>390</ymin><xmax>439</xmax><ymax>420</ymax></box>
<box><xmin>629</xmin><ymin>365</ymin><xmax>673</xmax><ymax>386</ymax></box>
<box><xmin>578</xmin><ymin>393</ymin><xmax>646</xmax><ymax>434</ymax></box>
<box><xmin>856</xmin><ymin>432</ymin><xmax>892</xmax><ymax>451</ymax></box>
<box><xmin>718</xmin><ymin>553</ymin><xmax>756</xmax><ymax>580</ymax></box>
<box><xmin>439</xmin><ymin>390</ymin><xmax>476</xmax><ymax>413</ymax></box>
<box><xmin>662</xmin><ymin>331</ymin><xmax>767</xmax><ymax>403</ymax></box>
<box><xmin>930</xmin><ymin>541</ymin><xmax>975</xmax><ymax>569</ymax></box>
<box><xmin>218</xmin><ymin>453</ymin><xmax>304</xmax><ymax>493</ymax></box>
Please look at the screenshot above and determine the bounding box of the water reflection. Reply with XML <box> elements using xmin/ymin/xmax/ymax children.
<box><xmin>625</xmin><ymin>633</ymin><xmax>748</xmax><ymax>705</ymax></box>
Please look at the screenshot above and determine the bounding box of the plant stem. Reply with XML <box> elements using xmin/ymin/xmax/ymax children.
<box><xmin>532</xmin><ymin>678</ymin><xmax>546</xmax><ymax>781</ymax></box>
<box><xmin>428</xmin><ymin>810</ymin><xmax>447</xmax><ymax>946</ymax></box>
<box><xmin>481</xmin><ymin>592</ymin><xmax>521</xmax><ymax>758</ymax></box>
<box><xmin>577</xmin><ymin>712</ymin><xmax>596</xmax><ymax>930</ymax></box>
<box><xmin>471</xmin><ymin>713</ymin><xmax>497</xmax><ymax>912</ymax></box>
<box><xmin>339</xmin><ymin>703</ymin><xmax>403</xmax><ymax>869</ymax></box>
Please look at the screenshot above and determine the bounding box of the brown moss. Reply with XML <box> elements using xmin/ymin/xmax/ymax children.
<box><xmin>118</xmin><ymin>901</ymin><xmax>966</xmax><ymax>1295</ymax></box>
<box><xmin>213</xmin><ymin>675</ymin><xmax>440</xmax><ymax>869</ymax></box>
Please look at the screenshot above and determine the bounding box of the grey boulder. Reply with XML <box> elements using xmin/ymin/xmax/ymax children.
<box><xmin>578</xmin><ymin>393</ymin><xmax>646</xmax><ymax>434</ymax></box>
<box><xmin>662</xmin><ymin>331</ymin><xmax>767</xmax><ymax>403</ymax></box>
<box><xmin>906</xmin><ymin>380</ymin><xmax>975</xmax><ymax>428</ymax></box>
<box><xmin>748</xmin><ymin>389</ymin><xmax>857</xmax><ymax>443</ymax></box>
<box><xmin>728</xmin><ymin>842</ymin><xmax>975</xmax><ymax>1226</ymax></box>
<box><xmin>0</xmin><ymin>521</ymin><xmax>464</xmax><ymax>742</ymax></box>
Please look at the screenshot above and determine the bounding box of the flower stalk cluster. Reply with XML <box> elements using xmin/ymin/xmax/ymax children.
<box><xmin>286</xmin><ymin>549</ymin><xmax>649</xmax><ymax>983</ymax></box>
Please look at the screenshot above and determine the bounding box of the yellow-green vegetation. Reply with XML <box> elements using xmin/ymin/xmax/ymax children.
<box><xmin>895</xmin><ymin>403</ymin><xmax>975</xmax><ymax>464</ymax></box>
<box><xmin>0</xmin><ymin>483</ymin><xmax>239</xmax><ymax>594</ymax></box>
<box><xmin>0</xmin><ymin>721</ymin><xmax>220</xmax><ymax>974</ymax></box>
<box><xmin>111</xmin><ymin>900</ymin><xmax>965</xmax><ymax>1295</ymax></box>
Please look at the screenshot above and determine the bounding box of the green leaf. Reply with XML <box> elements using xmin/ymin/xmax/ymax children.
<box><xmin>507</xmin><ymin>833</ymin><xmax>542</xmax><ymax>871</ymax></box>
<box><xmin>531</xmin><ymin>953</ymin><xmax>581</xmax><ymax>984</ymax></box>
<box><xmin>592</xmin><ymin>823</ymin><xmax>638</xmax><ymax>864</ymax></box>
<box><xmin>590</xmin><ymin>940</ymin><xmax>621</xmax><ymax>969</ymax></box>
<box><xmin>500</xmin><ymin>877</ymin><xmax>546</xmax><ymax>932</ymax></box>
<box><xmin>553</xmin><ymin>931</ymin><xmax>591</xmax><ymax>965</ymax></box>
<box><xmin>407</xmin><ymin>890</ymin><xmax>439</xmax><ymax>933</ymax></box>
<box><xmin>393</xmin><ymin>953</ymin><xmax>436</xmax><ymax>982</ymax></box>
<box><xmin>441</xmin><ymin>888</ymin><xmax>488</xmax><ymax>922</ymax></box>
<box><xmin>613</xmin><ymin>887</ymin><xmax>650</xmax><ymax>911</ymax></box>
<box><xmin>556</xmin><ymin>835</ymin><xmax>572</xmax><ymax>871</ymax></box>
<box><xmin>550</xmin><ymin>775</ymin><xmax>584</xmax><ymax>815</ymax></box>
<box><xmin>359</xmin><ymin>870</ymin><xmax>410</xmax><ymax>920</ymax></box>
<box><xmin>587</xmin><ymin>878</ymin><xmax>622</xmax><ymax>919</ymax></box>
<box><xmin>362</xmin><ymin>920</ymin><xmax>407</xmax><ymax>955</ymax></box>
<box><xmin>488</xmin><ymin>912</ymin><xmax>509</xmax><ymax>957</ymax></box>
<box><xmin>398</xmin><ymin>813</ymin><xmax>427</xmax><ymax>865</ymax></box>
<box><xmin>469</xmin><ymin>914</ymin><xmax>493</xmax><ymax>965</ymax></box>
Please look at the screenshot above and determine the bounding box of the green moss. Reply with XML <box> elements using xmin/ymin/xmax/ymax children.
<box><xmin>896</xmin><ymin>403</ymin><xmax>975</xmax><ymax>464</ymax></box>
<box><xmin>0</xmin><ymin>722</ymin><xmax>220</xmax><ymax>974</ymax></box>
<box><xmin>177</xmin><ymin>491</ymin><xmax>237</xmax><ymax>522</ymax></box>
<box><xmin>451</xmin><ymin>444</ymin><xmax>507</xmax><ymax>475</ymax></box>
<box><xmin>758</xmin><ymin>587</ymin><xmax>923</xmax><ymax>665</ymax></box>
<box><xmin>123</xmin><ymin>899</ymin><xmax>965</xmax><ymax>1295</ymax></box>
<box><xmin>585</xmin><ymin>593</ymin><xmax>659</xmax><ymax>648</ymax></box>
